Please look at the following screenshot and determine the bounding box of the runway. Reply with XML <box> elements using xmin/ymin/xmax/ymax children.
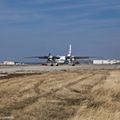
<box><xmin>0</xmin><ymin>64</ymin><xmax>120</xmax><ymax>75</ymax></box>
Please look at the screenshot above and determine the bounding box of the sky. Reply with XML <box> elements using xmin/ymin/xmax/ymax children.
<box><xmin>0</xmin><ymin>0</ymin><xmax>120</xmax><ymax>62</ymax></box>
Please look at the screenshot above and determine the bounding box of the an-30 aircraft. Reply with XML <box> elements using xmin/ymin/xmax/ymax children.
<box><xmin>26</xmin><ymin>44</ymin><xmax>90</xmax><ymax>66</ymax></box>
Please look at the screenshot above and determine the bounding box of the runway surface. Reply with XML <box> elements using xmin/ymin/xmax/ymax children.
<box><xmin>0</xmin><ymin>64</ymin><xmax>120</xmax><ymax>75</ymax></box>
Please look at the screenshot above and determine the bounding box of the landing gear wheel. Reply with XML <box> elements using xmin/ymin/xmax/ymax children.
<box><xmin>51</xmin><ymin>63</ymin><xmax>54</xmax><ymax>66</ymax></box>
<box><xmin>56</xmin><ymin>63</ymin><xmax>59</xmax><ymax>66</ymax></box>
<box><xmin>72</xmin><ymin>63</ymin><xmax>75</xmax><ymax>66</ymax></box>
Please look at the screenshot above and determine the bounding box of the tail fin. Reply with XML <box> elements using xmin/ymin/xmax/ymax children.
<box><xmin>67</xmin><ymin>44</ymin><xmax>72</xmax><ymax>56</ymax></box>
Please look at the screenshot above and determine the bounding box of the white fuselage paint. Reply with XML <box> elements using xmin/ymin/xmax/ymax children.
<box><xmin>56</xmin><ymin>56</ymin><xmax>66</xmax><ymax>64</ymax></box>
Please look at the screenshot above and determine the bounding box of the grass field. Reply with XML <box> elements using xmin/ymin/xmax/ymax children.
<box><xmin>0</xmin><ymin>69</ymin><xmax>120</xmax><ymax>120</ymax></box>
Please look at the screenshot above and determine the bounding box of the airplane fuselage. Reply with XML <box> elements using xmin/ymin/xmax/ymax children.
<box><xmin>55</xmin><ymin>56</ymin><xmax>66</xmax><ymax>64</ymax></box>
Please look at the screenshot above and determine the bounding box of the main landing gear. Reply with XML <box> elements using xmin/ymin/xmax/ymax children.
<box><xmin>48</xmin><ymin>62</ymin><xmax>59</xmax><ymax>66</ymax></box>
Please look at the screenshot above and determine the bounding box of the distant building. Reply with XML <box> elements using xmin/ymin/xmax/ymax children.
<box><xmin>3</xmin><ymin>61</ymin><xmax>15</xmax><ymax>65</ymax></box>
<box><xmin>93</xmin><ymin>59</ymin><xmax>120</xmax><ymax>65</ymax></box>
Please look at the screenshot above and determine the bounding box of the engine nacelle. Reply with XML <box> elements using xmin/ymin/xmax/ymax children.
<box><xmin>70</xmin><ymin>56</ymin><xmax>75</xmax><ymax>61</ymax></box>
<box><xmin>48</xmin><ymin>56</ymin><xmax>53</xmax><ymax>61</ymax></box>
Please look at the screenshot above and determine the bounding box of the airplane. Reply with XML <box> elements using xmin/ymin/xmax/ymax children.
<box><xmin>26</xmin><ymin>44</ymin><xmax>90</xmax><ymax>66</ymax></box>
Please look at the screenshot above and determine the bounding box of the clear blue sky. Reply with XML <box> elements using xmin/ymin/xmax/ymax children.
<box><xmin>0</xmin><ymin>0</ymin><xmax>120</xmax><ymax>62</ymax></box>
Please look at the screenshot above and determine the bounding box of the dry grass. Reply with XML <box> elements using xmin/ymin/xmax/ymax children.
<box><xmin>0</xmin><ymin>69</ymin><xmax>120</xmax><ymax>120</ymax></box>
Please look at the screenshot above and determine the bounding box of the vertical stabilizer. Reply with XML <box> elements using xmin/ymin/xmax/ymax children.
<box><xmin>67</xmin><ymin>44</ymin><xmax>72</xmax><ymax>56</ymax></box>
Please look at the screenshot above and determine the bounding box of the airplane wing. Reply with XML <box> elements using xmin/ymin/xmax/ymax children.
<box><xmin>74</xmin><ymin>56</ymin><xmax>90</xmax><ymax>59</ymax></box>
<box><xmin>66</xmin><ymin>56</ymin><xmax>90</xmax><ymax>59</ymax></box>
<box><xmin>50</xmin><ymin>56</ymin><xmax>60</xmax><ymax>59</ymax></box>
<box><xmin>74</xmin><ymin>56</ymin><xmax>102</xmax><ymax>59</ymax></box>
<box><xmin>25</xmin><ymin>56</ymin><xmax>48</xmax><ymax>59</ymax></box>
<box><xmin>25</xmin><ymin>56</ymin><xmax>60</xmax><ymax>59</ymax></box>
